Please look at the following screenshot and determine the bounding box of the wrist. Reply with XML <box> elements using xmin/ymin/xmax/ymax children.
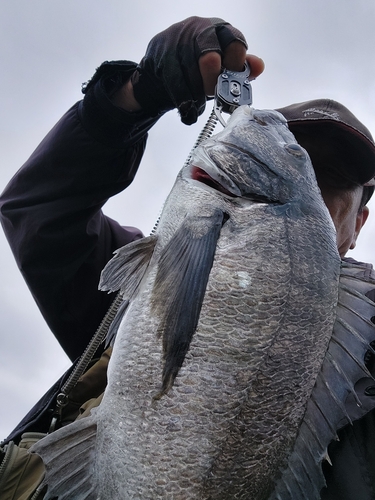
<box><xmin>111</xmin><ymin>79</ymin><xmax>142</xmax><ymax>112</ymax></box>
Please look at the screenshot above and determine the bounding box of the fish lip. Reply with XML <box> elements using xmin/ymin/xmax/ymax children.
<box><xmin>189</xmin><ymin>166</ymin><xmax>239</xmax><ymax>197</ymax></box>
<box><xmin>184</xmin><ymin>147</ymin><xmax>242</xmax><ymax>197</ymax></box>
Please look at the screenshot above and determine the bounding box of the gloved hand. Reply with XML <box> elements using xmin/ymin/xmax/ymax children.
<box><xmin>131</xmin><ymin>16</ymin><xmax>257</xmax><ymax>125</ymax></box>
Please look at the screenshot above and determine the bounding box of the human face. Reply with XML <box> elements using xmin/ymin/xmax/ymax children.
<box><xmin>319</xmin><ymin>184</ymin><xmax>369</xmax><ymax>258</ymax></box>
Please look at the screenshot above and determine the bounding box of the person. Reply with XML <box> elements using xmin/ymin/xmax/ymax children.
<box><xmin>0</xmin><ymin>16</ymin><xmax>374</xmax><ymax>500</ymax></box>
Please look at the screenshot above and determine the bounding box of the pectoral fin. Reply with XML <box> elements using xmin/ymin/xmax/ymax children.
<box><xmin>151</xmin><ymin>209</ymin><xmax>225</xmax><ymax>397</ymax></box>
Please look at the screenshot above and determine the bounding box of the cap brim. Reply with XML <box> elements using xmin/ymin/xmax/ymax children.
<box><xmin>287</xmin><ymin>119</ymin><xmax>375</xmax><ymax>186</ymax></box>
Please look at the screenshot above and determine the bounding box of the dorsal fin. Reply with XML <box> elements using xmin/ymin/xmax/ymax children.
<box><xmin>271</xmin><ymin>261</ymin><xmax>375</xmax><ymax>499</ymax></box>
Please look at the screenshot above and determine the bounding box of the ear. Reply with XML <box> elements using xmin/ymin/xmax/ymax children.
<box><xmin>350</xmin><ymin>206</ymin><xmax>369</xmax><ymax>250</ymax></box>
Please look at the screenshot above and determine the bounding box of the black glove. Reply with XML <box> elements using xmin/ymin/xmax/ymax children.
<box><xmin>131</xmin><ymin>16</ymin><xmax>248</xmax><ymax>125</ymax></box>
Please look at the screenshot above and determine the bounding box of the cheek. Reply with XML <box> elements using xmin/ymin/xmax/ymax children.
<box><xmin>320</xmin><ymin>188</ymin><xmax>363</xmax><ymax>258</ymax></box>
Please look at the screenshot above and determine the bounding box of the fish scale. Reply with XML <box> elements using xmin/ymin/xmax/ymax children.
<box><xmin>30</xmin><ymin>106</ymin><xmax>375</xmax><ymax>499</ymax></box>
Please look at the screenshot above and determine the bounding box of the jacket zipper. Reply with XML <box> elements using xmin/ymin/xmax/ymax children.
<box><xmin>0</xmin><ymin>441</ymin><xmax>15</xmax><ymax>492</ymax></box>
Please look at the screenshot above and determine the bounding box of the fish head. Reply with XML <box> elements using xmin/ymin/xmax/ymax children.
<box><xmin>184</xmin><ymin>106</ymin><xmax>325</xmax><ymax>213</ymax></box>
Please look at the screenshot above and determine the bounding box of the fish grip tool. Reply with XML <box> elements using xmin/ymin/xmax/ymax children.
<box><xmin>183</xmin><ymin>61</ymin><xmax>252</xmax><ymax>169</ymax></box>
<box><xmin>214</xmin><ymin>60</ymin><xmax>252</xmax><ymax>125</ymax></box>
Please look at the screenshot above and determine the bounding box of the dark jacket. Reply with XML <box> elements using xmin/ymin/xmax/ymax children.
<box><xmin>1</xmin><ymin>62</ymin><xmax>375</xmax><ymax>499</ymax></box>
<box><xmin>0</xmin><ymin>61</ymin><xmax>158</xmax><ymax>442</ymax></box>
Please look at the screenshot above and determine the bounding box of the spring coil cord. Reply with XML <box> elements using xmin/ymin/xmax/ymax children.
<box><xmin>48</xmin><ymin>106</ymin><xmax>224</xmax><ymax>433</ymax></box>
<box><xmin>48</xmin><ymin>292</ymin><xmax>123</xmax><ymax>432</ymax></box>
<box><xmin>183</xmin><ymin>109</ymin><xmax>219</xmax><ymax>168</ymax></box>
<box><xmin>150</xmin><ymin>109</ymin><xmax>220</xmax><ymax>236</ymax></box>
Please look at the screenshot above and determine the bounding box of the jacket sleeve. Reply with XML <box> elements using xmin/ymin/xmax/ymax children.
<box><xmin>0</xmin><ymin>61</ymin><xmax>161</xmax><ymax>361</ymax></box>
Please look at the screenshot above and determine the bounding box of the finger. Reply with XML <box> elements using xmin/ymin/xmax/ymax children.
<box><xmin>245</xmin><ymin>54</ymin><xmax>265</xmax><ymax>79</ymax></box>
<box><xmin>222</xmin><ymin>41</ymin><xmax>247</xmax><ymax>71</ymax></box>
<box><xmin>223</xmin><ymin>42</ymin><xmax>265</xmax><ymax>77</ymax></box>
<box><xmin>198</xmin><ymin>51</ymin><xmax>222</xmax><ymax>97</ymax></box>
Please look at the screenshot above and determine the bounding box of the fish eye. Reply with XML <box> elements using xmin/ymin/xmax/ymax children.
<box><xmin>284</xmin><ymin>143</ymin><xmax>306</xmax><ymax>158</ymax></box>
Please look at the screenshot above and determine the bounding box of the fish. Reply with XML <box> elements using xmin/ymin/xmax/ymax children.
<box><xmin>31</xmin><ymin>106</ymin><xmax>375</xmax><ymax>499</ymax></box>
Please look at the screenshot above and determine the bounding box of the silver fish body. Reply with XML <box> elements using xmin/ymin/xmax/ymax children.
<box><xmin>31</xmin><ymin>106</ymin><xmax>375</xmax><ymax>499</ymax></box>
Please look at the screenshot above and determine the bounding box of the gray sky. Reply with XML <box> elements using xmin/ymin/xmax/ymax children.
<box><xmin>1</xmin><ymin>0</ymin><xmax>375</xmax><ymax>440</ymax></box>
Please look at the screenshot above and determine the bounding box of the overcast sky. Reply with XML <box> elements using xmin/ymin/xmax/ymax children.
<box><xmin>1</xmin><ymin>0</ymin><xmax>375</xmax><ymax>440</ymax></box>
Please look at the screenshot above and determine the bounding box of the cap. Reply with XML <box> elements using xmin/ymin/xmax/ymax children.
<box><xmin>276</xmin><ymin>99</ymin><xmax>375</xmax><ymax>204</ymax></box>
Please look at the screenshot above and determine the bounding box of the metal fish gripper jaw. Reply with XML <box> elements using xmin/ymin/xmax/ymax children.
<box><xmin>183</xmin><ymin>61</ymin><xmax>253</xmax><ymax>168</ymax></box>
<box><xmin>214</xmin><ymin>60</ymin><xmax>253</xmax><ymax>127</ymax></box>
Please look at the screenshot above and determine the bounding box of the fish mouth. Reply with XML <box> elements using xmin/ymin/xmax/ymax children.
<box><xmin>185</xmin><ymin>145</ymin><xmax>242</xmax><ymax>197</ymax></box>
<box><xmin>188</xmin><ymin>165</ymin><xmax>274</xmax><ymax>204</ymax></box>
<box><xmin>190</xmin><ymin>166</ymin><xmax>238</xmax><ymax>197</ymax></box>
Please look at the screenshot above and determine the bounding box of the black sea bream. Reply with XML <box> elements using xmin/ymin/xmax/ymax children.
<box><xmin>32</xmin><ymin>106</ymin><xmax>375</xmax><ymax>499</ymax></box>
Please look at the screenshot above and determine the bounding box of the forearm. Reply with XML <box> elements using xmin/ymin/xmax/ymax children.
<box><xmin>0</xmin><ymin>61</ymin><xmax>160</xmax><ymax>360</ymax></box>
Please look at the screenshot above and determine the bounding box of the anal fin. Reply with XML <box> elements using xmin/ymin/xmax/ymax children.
<box><xmin>30</xmin><ymin>415</ymin><xmax>97</xmax><ymax>500</ymax></box>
